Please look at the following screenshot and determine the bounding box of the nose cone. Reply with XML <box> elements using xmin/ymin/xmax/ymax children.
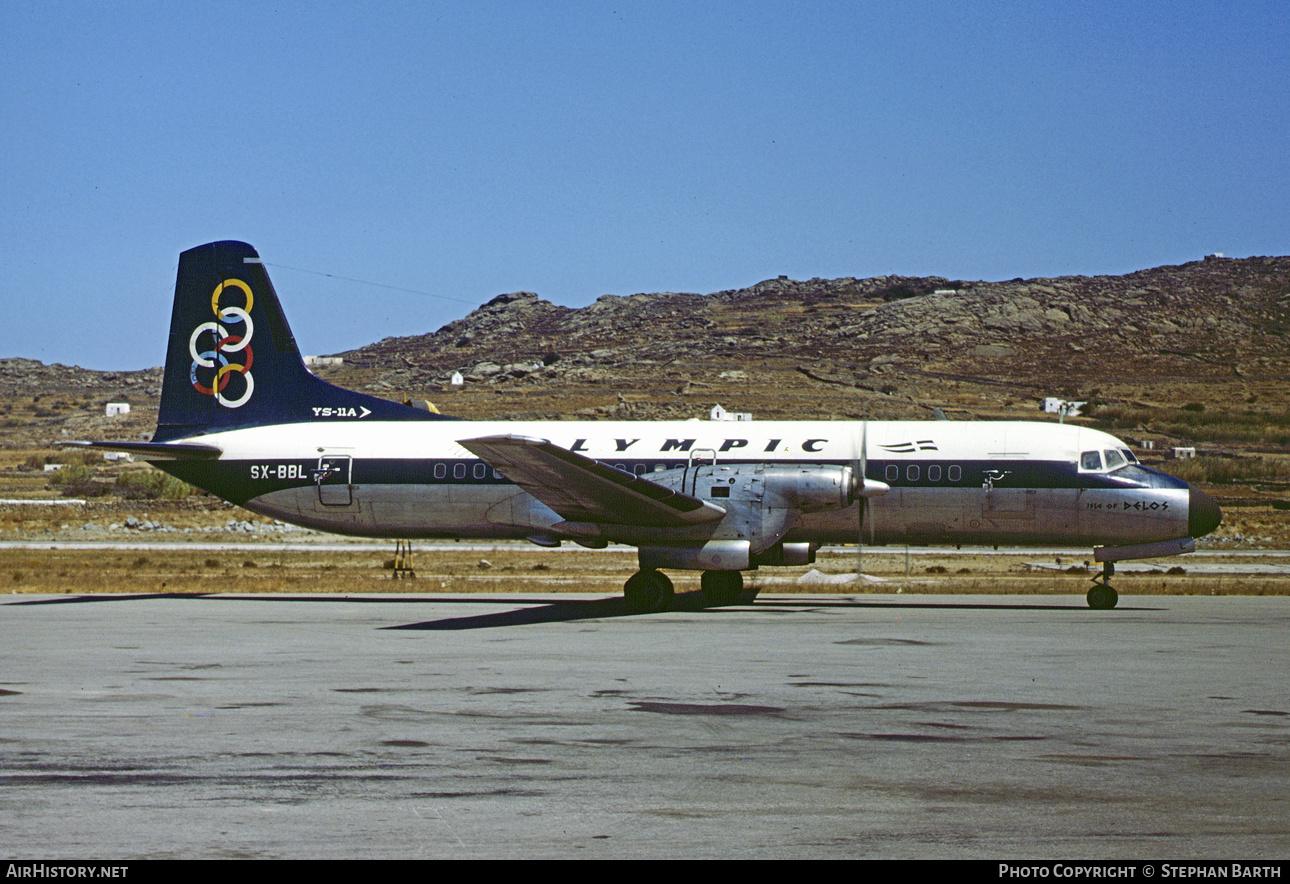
<box><xmin>1189</xmin><ymin>488</ymin><xmax>1222</xmax><ymax>538</ymax></box>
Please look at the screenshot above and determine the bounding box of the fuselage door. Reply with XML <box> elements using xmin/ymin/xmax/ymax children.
<box><xmin>316</xmin><ymin>455</ymin><xmax>353</xmax><ymax>506</ymax></box>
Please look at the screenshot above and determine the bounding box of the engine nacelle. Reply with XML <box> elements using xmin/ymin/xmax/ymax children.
<box><xmin>751</xmin><ymin>542</ymin><xmax>817</xmax><ymax>567</ymax></box>
<box><xmin>762</xmin><ymin>466</ymin><xmax>854</xmax><ymax>513</ymax></box>
<box><xmin>639</xmin><ymin>540</ymin><xmax>817</xmax><ymax>571</ymax></box>
<box><xmin>640</xmin><ymin>540</ymin><xmax>750</xmax><ymax>571</ymax></box>
<box><xmin>635</xmin><ymin>464</ymin><xmax>857</xmax><ymax>567</ymax></box>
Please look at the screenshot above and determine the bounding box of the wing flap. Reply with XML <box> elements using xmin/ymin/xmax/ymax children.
<box><xmin>459</xmin><ymin>435</ymin><xmax>724</xmax><ymax>528</ymax></box>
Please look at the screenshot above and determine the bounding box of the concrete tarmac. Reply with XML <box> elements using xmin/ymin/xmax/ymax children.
<box><xmin>1</xmin><ymin>591</ymin><xmax>1287</xmax><ymax>859</ymax></box>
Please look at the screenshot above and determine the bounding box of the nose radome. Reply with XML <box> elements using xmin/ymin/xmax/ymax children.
<box><xmin>1189</xmin><ymin>488</ymin><xmax>1222</xmax><ymax>538</ymax></box>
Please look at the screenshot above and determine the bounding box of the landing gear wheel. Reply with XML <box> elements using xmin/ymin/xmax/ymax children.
<box><xmin>1087</xmin><ymin>562</ymin><xmax>1119</xmax><ymax>610</ymax></box>
<box><xmin>1087</xmin><ymin>584</ymin><xmax>1119</xmax><ymax>610</ymax></box>
<box><xmin>700</xmin><ymin>570</ymin><xmax>744</xmax><ymax>607</ymax></box>
<box><xmin>624</xmin><ymin>569</ymin><xmax>674</xmax><ymax>614</ymax></box>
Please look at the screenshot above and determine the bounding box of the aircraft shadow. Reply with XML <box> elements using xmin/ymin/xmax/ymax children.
<box><xmin>5</xmin><ymin>592</ymin><xmax>218</xmax><ymax>606</ymax></box>
<box><xmin>388</xmin><ymin>594</ymin><xmax>633</xmax><ymax>630</ymax></box>
<box><xmin>6</xmin><ymin>591</ymin><xmax>1136</xmax><ymax>630</ymax></box>
<box><xmin>4</xmin><ymin>592</ymin><xmax>609</xmax><ymax>608</ymax></box>
<box><xmin>387</xmin><ymin>593</ymin><xmax>1110</xmax><ymax>630</ymax></box>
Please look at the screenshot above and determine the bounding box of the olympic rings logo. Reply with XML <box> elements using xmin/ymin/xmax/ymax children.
<box><xmin>189</xmin><ymin>278</ymin><xmax>255</xmax><ymax>408</ymax></box>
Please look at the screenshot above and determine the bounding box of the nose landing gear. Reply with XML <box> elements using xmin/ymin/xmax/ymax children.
<box><xmin>1087</xmin><ymin>562</ymin><xmax>1119</xmax><ymax>609</ymax></box>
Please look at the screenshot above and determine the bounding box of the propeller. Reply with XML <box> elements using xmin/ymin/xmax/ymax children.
<box><xmin>855</xmin><ymin>420</ymin><xmax>867</xmax><ymax>582</ymax></box>
<box><xmin>850</xmin><ymin>419</ymin><xmax>888</xmax><ymax>584</ymax></box>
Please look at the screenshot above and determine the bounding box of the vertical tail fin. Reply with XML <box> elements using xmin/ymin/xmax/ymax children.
<box><xmin>155</xmin><ymin>241</ymin><xmax>446</xmax><ymax>441</ymax></box>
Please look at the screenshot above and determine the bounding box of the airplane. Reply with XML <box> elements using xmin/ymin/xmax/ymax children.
<box><xmin>67</xmin><ymin>241</ymin><xmax>1222</xmax><ymax>612</ymax></box>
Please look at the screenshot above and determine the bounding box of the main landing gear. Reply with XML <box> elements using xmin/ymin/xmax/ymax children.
<box><xmin>621</xmin><ymin>569</ymin><xmax>751</xmax><ymax>613</ymax></box>
<box><xmin>1087</xmin><ymin>561</ymin><xmax>1119</xmax><ymax>610</ymax></box>
<box><xmin>623</xmin><ymin>569</ymin><xmax>674</xmax><ymax>614</ymax></box>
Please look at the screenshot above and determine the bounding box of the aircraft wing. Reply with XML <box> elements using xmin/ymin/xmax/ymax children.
<box><xmin>460</xmin><ymin>435</ymin><xmax>725</xmax><ymax>528</ymax></box>
<box><xmin>57</xmin><ymin>440</ymin><xmax>223</xmax><ymax>460</ymax></box>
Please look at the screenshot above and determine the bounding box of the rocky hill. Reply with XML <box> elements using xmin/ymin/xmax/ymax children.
<box><xmin>2</xmin><ymin>254</ymin><xmax>1288</xmax><ymax>444</ymax></box>
<box><xmin>334</xmin><ymin>254</ymin><xmax>1290</xmax><ymax>429</ymax></box>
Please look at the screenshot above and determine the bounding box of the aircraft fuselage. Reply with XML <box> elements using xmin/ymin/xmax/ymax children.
<box><xmin>159</xmin><ymin>418</ymin><xmax>1209</xmax><ymax>551</ymax></box>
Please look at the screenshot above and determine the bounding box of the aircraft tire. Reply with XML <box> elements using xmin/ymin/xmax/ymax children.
<box><xmin>1087</xmin><ymin>585</ymin><xmax>1118</xmax><ymax>610</ymax></box>
<box><xmin>700</xmin><ymin>570</ymin><xmax>744</xmax><ymax>607</ymax></box>
<box><xmin>624</xmin><ymin>569</ymin><xmax>674</xmax><ymax>614</ymax></box>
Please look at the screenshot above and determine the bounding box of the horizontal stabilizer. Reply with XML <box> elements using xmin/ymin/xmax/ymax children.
<box><xmin>460</xmin><ymin>435</ymin><xmax>725</xmax><ymax>528</ymax></box>
<box><xmin>57</xmin><ymin>440</ymin><xmax>223</xmax><ymax>460</ymax></box>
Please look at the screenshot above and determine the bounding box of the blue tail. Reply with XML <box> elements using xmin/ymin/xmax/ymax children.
<box><xmin>155</xmin><ymin>241</ymin><xmax>449</xmax><ymax>441</ymax></box>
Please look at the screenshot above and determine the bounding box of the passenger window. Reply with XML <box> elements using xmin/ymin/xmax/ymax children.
<box><xmin>474</xmin><ymin>463</ymin><xmax>487</xmax><ymax>479</ymax></box>
<box><xmin>885</xmin><ymin>464</ymin><xmax>899</xmax><ymax>482</ymax></box>
<box><xmin>634</xmin><ymin>464</ymin><xmax>646</xmax><ymax>476</ymax></box>
<box><xmin>948</xmin><ymin>465</ymin><xmax>961</xmax><ymax>482</ymax></box>
<box><xmin>1103</xmin><ymin>449</ymin><xmax>1125</xmax><ymax>470</ymax></box>
<box><xmin>1080</xmin><ymin>451</ymin><xmax>1103</xmax><ymax>471</ymax></box>
<box><xmin>907</xmin><ymin>465</ymin><xmax>920</xmax><ymax>482</ymax></box>
<box><xmin>928</xmin><ymin>465</ymin><xmax>942</xmax><ymax>482</ymax></box>
<box><xmin>453</xmin><ymin>463</ymin><xmax>466</xmax><ymax>479</ymax></box>
<box><xmin>434</xmin><ymin>463</ymin><xmax>446</xmax><ymax>479</ymax></box>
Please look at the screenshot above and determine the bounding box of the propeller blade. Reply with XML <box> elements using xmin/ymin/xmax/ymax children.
<box><xmin>862</xmin><ymin>419</ymin><xmax>878</xmax><ymax>546</ymax></box>
<box><xmin>856</xmin><ymin>421</ymin><xmax>866</xmax><ymax>581</ymax></box>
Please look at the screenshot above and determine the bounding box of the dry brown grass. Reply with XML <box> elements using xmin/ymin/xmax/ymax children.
<box><xmin>3</xmin><ymin>546</ymin><xmax>1287</xmax><ymax>597</ymax></box>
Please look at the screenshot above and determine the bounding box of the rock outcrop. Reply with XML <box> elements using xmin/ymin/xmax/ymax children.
<box><xmin>338</xmin><ymin>254</ymin><xmax>1289</xmax><ymax>409</ymax></box>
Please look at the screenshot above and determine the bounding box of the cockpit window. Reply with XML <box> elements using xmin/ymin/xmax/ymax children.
<box><xmin>1103</xmin><ymin>449</ymin><xmax>1126</xmax><ymax>470</ymax></box>
<box><xmin>1120</xmin><ymin>448</ymin><xmax>1138</xmax><ymax>464</ymax></box>
<box><xmin>1080</xmin><ymin>451</ymin><xmax>1103</xmax><ymax>471</ymax></box>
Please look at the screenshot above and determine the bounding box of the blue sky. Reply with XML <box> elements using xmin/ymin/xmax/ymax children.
<box><xmin>2</xmin><ymin>1</ymin><xmax>1286</xmax><ymax>370</ymax></box>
